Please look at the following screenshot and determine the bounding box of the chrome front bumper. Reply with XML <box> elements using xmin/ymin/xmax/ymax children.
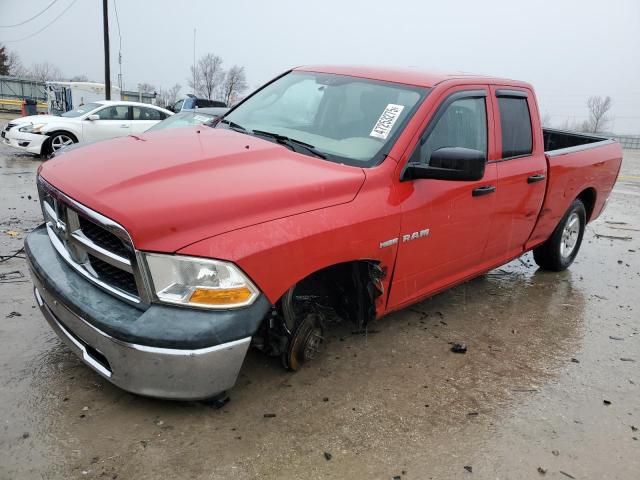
<box><xmin>25</xmin><ymin>224</ymin><xmax>270</xmax><ymax>401</ymax></box>
<box><xmin>32</xmin><ymin>279</ymin><xmax>251</xmax><ymax>400</ymax></box>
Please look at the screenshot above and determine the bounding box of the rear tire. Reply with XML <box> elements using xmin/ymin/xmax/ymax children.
<box><xmin>533</xmin><ymin>199</ymin><xmax>586</xmax><ymax>271</ymax></box>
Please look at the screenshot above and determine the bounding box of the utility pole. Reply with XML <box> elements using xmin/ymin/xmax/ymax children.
<box><xmin>102</xmin><ymin>0</ymin><xmax>111</xmax><ymax>100</ymax></box>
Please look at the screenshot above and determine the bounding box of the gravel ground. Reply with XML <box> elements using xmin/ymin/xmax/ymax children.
<box><xmin>1</xmin><ymin>123</ymin><xmax>638</xmax><ymax>480</ymax></box>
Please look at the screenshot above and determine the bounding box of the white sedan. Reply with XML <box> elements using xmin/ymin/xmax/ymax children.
<box><xmin>1</xmin><ymin>100</ymin><xmax>173</xmax><ymax>156</ymax></box>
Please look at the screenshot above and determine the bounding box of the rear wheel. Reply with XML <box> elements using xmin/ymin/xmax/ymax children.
<box><xmin>533</xmin><ymin>199</ymin><xmax>586</xmax><ymax>271</ymax></box>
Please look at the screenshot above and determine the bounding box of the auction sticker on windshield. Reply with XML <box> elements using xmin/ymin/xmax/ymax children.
<box><xmin>370</xmin><ymin>104</ymin><xmax>405</xmax><ymax>139</ymax></box>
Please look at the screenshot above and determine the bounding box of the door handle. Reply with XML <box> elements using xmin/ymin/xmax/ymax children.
<box><xmin>120</xmin><ymin>124</ymin><xmax>130</xmax><ymax>128</ymax></box>
<box><xmin>472</xmin><ymin>185</ymin><xmax>496</xmax><ymax>197</ymax></box>
<box><xmin>527</xmin><ymin>173</ymin><xmax>546</xmax><ymax>184</ymax></box>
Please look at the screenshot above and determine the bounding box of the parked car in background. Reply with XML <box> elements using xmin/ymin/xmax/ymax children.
<box><xmin>169</xmin><ymin>94</ymin><xmax>226</xmax><ymax>112</ymax></box>
<box><xmin>146</xmin><ymin>107</ymin><xmax>229</xmax><ymax>133</ymax></box>
<box><xmin>1</xmin><ymin>101</ymin><xmax>173</xmax><ymax>156</ymax></box>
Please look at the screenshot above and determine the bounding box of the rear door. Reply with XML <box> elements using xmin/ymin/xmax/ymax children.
<box><xmin>82</xmin><ymin>104</ymin><xmax>131</xmax><ymax>142</ymax></box>
<box><xmin>388</xmin><ymin>86</ymin><xmax>498</xmax><ymax>309</ymax></box>
<box><xmin>131</xmin><ymin>106</ymin><xmax>166</xmax><ymax>133</ymax></box>
<box><xmin>483</xmin><ymin>87</ymin><xmax>547</xmax><ymax>264</ymax></box>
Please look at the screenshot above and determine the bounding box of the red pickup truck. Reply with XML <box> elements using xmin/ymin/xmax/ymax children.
<box><xmin>26</xmin><ymin>66</ymin><xmax>622</xmax><ymax>401</ymax></box>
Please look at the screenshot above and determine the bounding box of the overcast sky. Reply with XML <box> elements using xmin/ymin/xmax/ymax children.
<box><xmin>1</xmin><ymin>0</ymin><xmax>639</xmax><ymax>133</ymax></box>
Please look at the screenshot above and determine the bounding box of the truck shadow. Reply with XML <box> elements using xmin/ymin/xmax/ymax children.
<box><xmin>21</xmin><ymin>256</ymin><xmax>586</xmax><ymax>475</ymax></box>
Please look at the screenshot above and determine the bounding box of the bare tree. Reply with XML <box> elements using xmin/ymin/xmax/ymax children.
<box><xmin>188</xmin><ymin>53</ymin><xmax>223</xmax><ymax>100</ymax></box>
<box><xmin>221</xmin><ymin>65</ymin><xmax>248</xmax><ymax>106</ymax></box>
<box><xmin>28</xmin><ymin>62</ymin><xmax>64</xmax><ymax>82</ymax></box>
<box><xmin>70</xmin><ymin>74</ymin><xmax>89</xmax><ymax>82</ymax></box>
<box><xmin>157</xmin><ymin>83</ymin><xmax>182</xmax><ymax>107</ymax></box>
<box><xmin>137</xmin><ymin>82</ymin><xmax>156</xmax><ymax>94</ymax></box>
<box><xmin>541</xmin><ymin>112</ymin><xmax>553</xmax><ymax>128</ymax></box>
<box><xmin>7</xmin><ymin>51</ymin><xmax>28</xmax><ymax>77</ymax></box>
<box><xmin>584</xmin><ymin>96</ymin><xmax>612</xmax><ymax>133</ymax></box>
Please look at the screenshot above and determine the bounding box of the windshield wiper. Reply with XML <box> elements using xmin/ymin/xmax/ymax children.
<box><xmin>219</xmin><ymin>119</ymin><xmax>249</xmax><ymax>133</ymax></box>
<box><xmin>251</xmin><ymin>130</ymin><xmax>327</xmax><ymax>159</ymax></box>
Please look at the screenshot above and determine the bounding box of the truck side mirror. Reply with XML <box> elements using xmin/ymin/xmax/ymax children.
<box><xmin>86</xmin><ymin>114</ymin><xmax>100</xmax><ymax>121</ymax></box>
<box><xmin>402</xmin><ymin>147</ymin><xmax>486</xmax><ymax>181</ymax></box>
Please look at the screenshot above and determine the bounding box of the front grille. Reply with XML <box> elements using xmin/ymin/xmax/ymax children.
<box><xmin>37</xmin><ymin>176</ymin><xmax>144</xmax><ymax>305</ymax></box>
<box><xmin>88</xmin><ymin>254</ymin><xmax>138</xmax><ymax>296</ymax></box>
<box><xmin>79</xmin><ymin>216</ymin><xmax>130</xmax><ymax>258</ymax></box>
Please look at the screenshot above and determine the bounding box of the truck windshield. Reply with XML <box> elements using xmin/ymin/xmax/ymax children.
<box><xmin>221</xmin><ymin>71</ymin><xmax>428</xmax><ymax>167</ymax></box>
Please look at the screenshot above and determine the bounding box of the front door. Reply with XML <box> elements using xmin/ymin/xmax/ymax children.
<box><xmin>82</xmin><ymin>105</ymin><xmax>131</xmax><ymax>142</ymax></box>
<box><xmin>388</xmin><ymin>87</ymin><xmax>498</xmax><ymax>310</ymax></box>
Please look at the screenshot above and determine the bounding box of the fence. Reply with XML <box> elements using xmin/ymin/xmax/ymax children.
<box><xmin>121</xmin><ymin>90</ymin><xmax>156</xmax><ymax>104</ymax></box>
<box><xmin>1</xmin><ymin>76</ymin><xmax>157</xmax><ymax>111</ymax></box>
<box><xmin>613</xmin><ymin>135</ymin><xmax>640</xmax><ymax>150</ymax></box>
<box><xmin>0</xmin><ymin>75</ymin><xmax>47</xmax><ymax>112</ymax></box>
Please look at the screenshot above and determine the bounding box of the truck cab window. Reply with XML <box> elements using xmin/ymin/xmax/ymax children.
<box><xmin>498</xmin><ymin>97</ymin><xmax>532</xmax><ymax>158</ymax></box>
<box><xmin>420</xmin><ymin>97</ymin><xmax>487</xmax><ymax>164</ymax></box>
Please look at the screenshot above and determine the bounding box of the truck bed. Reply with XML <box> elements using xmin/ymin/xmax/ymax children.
<box><xmin>526</xmin><ymin>129</ymin><xmax>623</xmax><ymax>250</ymax></box>
<box><xmin>543</xmin><ymin>128</ymin><xmax>610</xmax><ymax>155</ymax></box>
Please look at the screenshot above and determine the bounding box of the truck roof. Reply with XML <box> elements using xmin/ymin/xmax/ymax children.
<box><xmin>295</xmin><ymin>65</ymin><xmax>532</xmax><ymax>89</ymax></box>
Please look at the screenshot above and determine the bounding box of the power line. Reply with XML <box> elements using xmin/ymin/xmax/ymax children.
<box><xmin>3</xmin><ymin>0</ymin><xmax>77</xmax><ymax>43</ymax></box>
<box><xmin>0</xmin><ymin>0</ymin><xmax>60</xmax><ymax>28</ymax></box>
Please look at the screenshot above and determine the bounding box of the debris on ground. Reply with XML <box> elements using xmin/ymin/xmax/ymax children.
<box><xmin>323</xmin><ymin>451</ymin><xmax>332</xmax><ymax>461</ymax></box>
<box><xmin>552</xmin><ymin>450</ymin><xmax>559</xmax><ymax>456</ymax></box>
<box><xmin>4</xmin><ymin>230</ymin><xmax>20</xmax><ymax>237</ymax></box>
<box><xmin>537</xmin><ymin>466</ymin><xmax>547</xmax><ymax>474</ymax></box>
<box><xmin>594</xmin><ymin>233</ymin><xmax>632</xmax><ymax>240</ymax></box>
<box><xmin>263</xmin><ymin>413</ymin><xmax>276</xmax><ymax>418</ymax></box>
<box><xmin>0</xmin><ymin>247</ymin><xmax>26</xmax><ymax>262</ymax></box>
<box><xmin>463</xmin><ymin>465</ymin><xmax>472</xmax><ymax>473</ymax></box>
<box><xmin>620</xmin><ymin>358</ymin><xmax>636</xmax><ymax>362</ymax></box>
<box><xmin>450</xmin><ymin>343</ymin><xmax>467</xmax><ymax>354</ymax></box>
<box><xmin>559</xmin><ymin>471</ymin><xmax>576</xmax><ymax>479</ymax></box>
<box><xmin>609</xmin><ymin>336</ymin><xmax>624</xmax><ymax>340</ymax></box>
<box><xmin>6</xmin><ymin>311</ymin><xmax>22</xmax><ymax>318</ymax></box>
<box><xmin>603</xmin><ymin>400</ymin><xmax>612</xmax><ymax>405</ymax></box>
<box><xmin>570</xmin><ymin>358</ymin><xmax>580</xmax><ymax>363</ymax></box>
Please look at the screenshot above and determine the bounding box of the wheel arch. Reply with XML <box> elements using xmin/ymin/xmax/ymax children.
<box><xmin>576</xmin><ymin>187</ymin><xmax>597</xmax><ymax>222</ymax></box>
<box><xmin>42</xmin><ymin>129</ymin><xmax>79</xmax><ymax>155</ymax></box>
<box><xmin>276</xmin><ymin>258</ymin><xmax>386</xmax><ymax>327</ymax></box>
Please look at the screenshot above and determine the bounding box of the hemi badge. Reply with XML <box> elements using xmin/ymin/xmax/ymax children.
<box><xmin>379</xmin><ymin>238</ymin><xmax>398</xmax><ymax>249</ymax></box>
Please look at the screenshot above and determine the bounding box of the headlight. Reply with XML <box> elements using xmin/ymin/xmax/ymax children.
<box><xmin>144</xmin><ymin>253</ymin><xmax>259</xmax><ymax>309</ymax></box>
<box><xmin>18</xmin><ymin>123</ymin><xmax>46</xmax><ymax>134</ymax></box>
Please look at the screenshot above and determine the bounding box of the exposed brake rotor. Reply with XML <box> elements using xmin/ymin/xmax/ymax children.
<box><xmin>283</xmin><ymin>312</ymin><xmax>325</xmax><ymax>371</ymax></box>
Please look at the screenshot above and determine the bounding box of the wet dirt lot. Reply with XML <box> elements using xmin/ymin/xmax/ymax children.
<box><xmin>0</xmin><ymin>123</ymin><xmax>638</xmax><ymax>480</ymax></box>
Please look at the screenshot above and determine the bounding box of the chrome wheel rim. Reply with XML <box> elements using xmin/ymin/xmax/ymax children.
<box><xmin>51</xmin><ymin>134</ymin><xmax>74</xmax><ymax>151</ymax></box>
<box><xmin>560</xmin><ymin>212</ymin><xmax>580</xmax><ymax>258</ymax></box>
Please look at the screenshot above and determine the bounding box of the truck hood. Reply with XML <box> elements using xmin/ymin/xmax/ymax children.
<box><xmin>39</xmin><ymin>127</ymin><xmax>366</xmax><ymax>252</ymax></box>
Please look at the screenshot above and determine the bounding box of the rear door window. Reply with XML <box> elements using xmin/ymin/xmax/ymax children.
<box><xmin>497</xmin><ymin>96</ymin><xmax>532</xmax><ymax>158</ymax></box>
<box><xmin>133</xmin><ymin>106</ymin><xmax>163</xmax><ymax>120</ymax></box>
